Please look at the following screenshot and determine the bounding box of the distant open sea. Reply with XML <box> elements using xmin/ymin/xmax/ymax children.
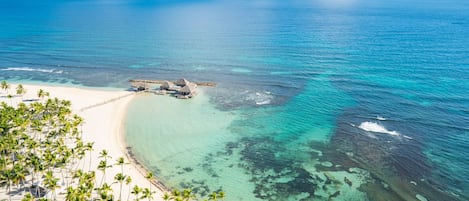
<box><xmin>1</xmin><ymin>0</ymin><xmax>468</xmax><ymax>200</ymax></box>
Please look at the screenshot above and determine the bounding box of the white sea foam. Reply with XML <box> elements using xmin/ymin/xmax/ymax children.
<box><xmin>256</xmin><ymin>100</ymin><xmax>271</xmax><ymax>105</ymax></box>
<box><xmin>376</xmin><ymin>115</ymin><xmax>386</xmax><ymax>121</ymax></box>
<box><xmin>403</xmin><ymin>135</ymin><xmax>413</xmax><ymax>140</ymax></box>
<box><xmin>245</xmin><ymin>91</ymin><xmax>274</xmax><ymax>105</ymax></box>
<box><xmin>358</xmin><ymin>121</ymin><xmax>400</xmax><ymax>136</ymax></box>
<box><xmin>1</xmin><ymin>67</ymin><xmax>63</xmax><ymax>74</ymax></box>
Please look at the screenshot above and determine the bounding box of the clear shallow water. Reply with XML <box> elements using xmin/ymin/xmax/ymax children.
<box><xmin>1</xmin><ymin>0</ymin><xmax>469</xmax><ymax>200</ymax></box>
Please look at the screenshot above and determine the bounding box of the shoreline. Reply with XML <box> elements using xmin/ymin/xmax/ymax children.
<box><xmin>117</xmin><ymin>94</ymin><xmax>171</xmax><ymax>193</ymax></box>
<box><xmin>76</xmin><ymin>87</ymin><xmax>167</xmax><ymax>201</ymax></box>
<box><xmin>0</xmin><ymin>83</ymin><xmax>166</xmax><ymax>200</ymax></box>
<box><xmin>121</xmin><ymin>141</ymin><xmax>171</xmax><ymax>192</ymax></box>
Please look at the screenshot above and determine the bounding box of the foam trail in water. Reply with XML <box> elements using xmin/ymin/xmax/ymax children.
<box><xmin>1</xmin><ymin>67</ymin><xmax>63</xmax><ymax>74</ymax></box>
<box><xmin>376</xmin><ymin>115</ymin><xmax>386</xmax><ymax>121</ymax></box>
<box><xmin>358</xmin><ymin>121</ymin><xmax>400</xmax><ymax>136</ymax></box>
<box><xmin>403</xmin><ymin>135</ymin><xmax>413</xmax><ymax>140</ymax></box>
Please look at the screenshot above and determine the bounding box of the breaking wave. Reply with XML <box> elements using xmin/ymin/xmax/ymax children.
<box><xmin>358</xmin><ymin>121</ymin><xmax>400</xmax><ymax>136</ymax></box>
<box><xmin>1</xmin><ymin>67</ymin><xmax>63</xmax><ymax>74</ymax></box>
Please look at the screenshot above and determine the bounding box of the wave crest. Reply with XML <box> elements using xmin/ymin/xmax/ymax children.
<box><xmin>358</xmin><ymin>121</ymin><xmax>400</xmax><ymax>136</ymax></box>
<box><xmin>1</xmin><ymin>67</ymin><xmax>63</xmax><ymax>74</ymax></box>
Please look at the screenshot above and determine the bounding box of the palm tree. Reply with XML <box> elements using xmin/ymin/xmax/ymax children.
<box><xmin>171</xmin><ymin>189</ymin><xmax>181</xmax><ymax>200</ymax></box>
<box><xmin>43</xmin><ymin>148</ymin><xmax>57</xmax><ymax>172</ymax></box>
<box><xmin>208</xmin><ymin>192</ymin><xmax>218</xmax><ymax>201</ymax></box>
<box><xmin>162</xmin><ymin>192</ymin><xmax>171</xmax><ymax>201</ymax></box>
<box><xmin>182</xmin><ymin>189</ymin><xmax>195</xmax><ymax>201</ymax></box>
<box><xmin>13</xmin><ymin>164</ymin><xmax>27</xmax><ymax>193</ymax></box>
<box><xmin>3</xmin><ymin>168</ymin><xmax>15</xmax><ymax>201</ymax></box>
<box><xmin>16</xmin><ymin>84</ymin><xmax>26</xmax><ymax>101</ymax></box>
<box><xmin>99</xmin><ymin>150</ymin><xmax>112</xmax><ymax>164</ymax></box>
<box><xmin>98</xmin><ymin>149</ymin><xmax>109</xmax><ymax>156</ymax></box>
<box><xmin>72</xmin><ymin>169</ymin><xmax>83</xmax><ymax>181</ymax></box>
<box><xmin>43</xmin><ymin>170</ymin><xmax>59</xmax><ymax>200</ymax></box>
<box><xmin>30</xmin><ymin>155</ymin><xmax>45</xmax><ymax>196</ymax></box>
<box><xmin>65</xmin><ymin>186</ymin><xmax>77</xmax><ymax>201</ymax></box>
<box><xmin>218</xmin><ymin>191</ymin><xmax>225</xmax><ymax>201</ymax></box>
<box><xmin>83</xmin><ymin>171</ymin><xmax>95</xmax><ymax>199</ymax></box>
<box><xmin>115</xmin><ymin>156</ymin><xmax>129</xmax><ymax>200</ymax></box>
<box><xmin>116</xmin><ymin>157</ymin><xmax>126</xmax><ymax>174</ymax></box>
<box><xmin>71</xmin><ymin>170</ymin><xmax>92</xmax><ymax>200</ymax></box>
<box><xmin>97</xmin><ymin>182</ymin><xmax>114</xmax><ymax>201</ymax></box>
<box><xmin>1</xmin><ymin>80</ymin><xmax>10</xmax><ymax>94</ymax></box>
<box><xmin>37</xmin><ymin>89</ymin><xmax>45</xmax><ymax>100</ymax></box>
<box><xmin>37</xmin><ymin>89</ymin><xmax>49</xmax><ymax>101</ymax></box>
<box><xmin>125</xmin><ymin>176</ymin><xmax>132</xmax><ymax>201</ymax></box>
<box><xmin>114</xmin><ymin>173</ymin><xmax>126</xmax><ymax>201</ymax></box>
<box><xmin>145</xmin><ymin>172</ymin><xmax>153</xmax><ymax>193</ymax></box>
<box><xmin>98</xmin><ymin>160</ymin><xmax>111</xmax><ymax>186</ymax></box>
<box><xmin>131</xmin><ymin>185</ymin><xmax>142</xmax><ymax>201</ymax></box>
<box><xmin>72</xmin><ymin>115</ymin><xmax>84</xmax><ymax>138</ymax></box>
<box><xmin>72</xmin><ymin>139</ymin><xmax>85</xmax><ymax>172</ymax></box>
<box><xmin>85</xmin><ymin>142</ymin><xmax>94</xmax><ymax>171</ymax></box>
<box><xmin>22</xmin><ymin>192</ymin><xmax>35</xmax><ymax>201</ymax></box>
<box><xmin>140</xmin><ymin>188</ymin><xmax>153</xmax><ymax>201</ymax></box>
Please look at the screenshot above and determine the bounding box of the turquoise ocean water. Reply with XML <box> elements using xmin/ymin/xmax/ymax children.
<box><xmin>1</xmin><ymin>0</ymin><xmax>468</xmax><ymax>200</ymax></box>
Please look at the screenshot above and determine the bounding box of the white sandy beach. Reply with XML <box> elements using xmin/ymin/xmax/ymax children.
<box><xmin>0</xmin><ymin>84</ymin><xmax>164</xmax><ymax>200</ymax></box>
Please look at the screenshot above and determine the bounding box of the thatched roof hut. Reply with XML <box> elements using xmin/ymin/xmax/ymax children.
<box><xmin>179</xmin><ymin>83</ymin><xmax>197</xmax><ymax>96</ymax></box>
<box><xmin>160</xmin><ymin>81</ymin><xmax>176</xmax><ymax>90</ymax></box>
<box><xmin>130</xmin><ymin>82</ymin><xmax>148</xmax><ymax>91</ymax></box>
<box><xmin>175</xmin><ymin>78</ymin><xmax>191</xmax><ymax>87</ymax></box>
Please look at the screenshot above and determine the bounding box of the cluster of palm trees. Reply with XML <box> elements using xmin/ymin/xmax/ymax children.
<box><xmin>1</xmin><ymin>81</ymin><xmax>49</xmax><ymax>105</ymax></box>
<box><xmin>161</xmin><ymin>189</ymin><xmax>225</xmax><ymax>201</ymax></box>
<box><xmin>1</xmin><ymin>81</ymin><xmax>29</xmax><ymax>105</ymax></box>
<box><xmin>0</xmin><ymin>85</ymin><xmax>84</xmax><ymax>200</ymax></box>
<box><xmin>0</xmin><ymin>81</ymin><xmax>226</xmax><ymax>201</ymax></box>
<box><xmin>64</xmin><ymin>153</ymin><xmax>156</xmax><ymax>201</ymax></box>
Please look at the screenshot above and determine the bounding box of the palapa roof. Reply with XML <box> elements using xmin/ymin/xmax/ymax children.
<box><xmin>175</xmin><ymin>78</ymin><xmax>191</xmax><ymax>87</ymax></box>
<box><xmin>160</xmin><ymin>80</ymin><xmax>176</xmax><ymax>90</ymax></box>
<box><xmin>180</xmin><ymin>83</ymin><xmax>197</xmax><ymax>94</ymax></box>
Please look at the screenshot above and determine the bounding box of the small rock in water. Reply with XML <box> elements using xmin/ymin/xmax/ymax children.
<box><xmin>410</xmin><ymin>181</ymin><xmax>417</xmax><ymax>186</ymax></box>
<box><xmin>348</xmin><ymin>167</ymin><xmax>360</xmax><ymax>173</ymax></box>
<box><xmin>416</xmin><ymin>194</ymin><xmax>428</xmax><ymax>201</ymax></box>
<box><xmin>344</xmin><ymin>177</ymin><xmax>353</xmax><ymax>187</ymax></box>
<box><xmin>381</xmin><ymin>182</ymin><xmax>389</xmax><ymax>189</ymax></box>
<box><xmin>329</xmin><ymin>191</ymin><xmax>341</xmax><ymax>199</ymax></box>
<box><xmin>322</xmin><ymin>184</ymin><xmax>328</xmax><ymax>191</ymax></box>
<box><xmin>321</xmin><ymin>161</ymin><xmax>333</xmax><ymax>167</ymax></box>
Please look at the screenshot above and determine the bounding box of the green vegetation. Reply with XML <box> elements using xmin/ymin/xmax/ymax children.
<box><xmin>1</xmin><ymin>80</ymin><xmax>10</xmax><ymax>94</ymax></box>
<box><xmin>0</xmin><ymin>86</ymin><xmax>84</xmax><ymax>200</ymax></box>
<box><xmin>0</xmin><ymin>81</ymin><xmax>225</xmax><ymax>201</ymax></box>
<box><xmin>16</xmin><ymin>84</ymin><xmax>26</xmax><ymax>100</ymax></box>
<box><xmin>161</xmin><ymin>189</ymin><xmax>225</xmax><ymax>201</ymax></box>
<box><xmin>37</xmin><ymin>89</ymin><xmax>49</xmax><ymax>101</ymax></box>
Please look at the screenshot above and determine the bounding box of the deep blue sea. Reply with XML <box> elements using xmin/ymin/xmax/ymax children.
<box><xmin>1</xmin><ymin>0</ymin><xmax>468</xmax><ymax>200</ymax></box>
